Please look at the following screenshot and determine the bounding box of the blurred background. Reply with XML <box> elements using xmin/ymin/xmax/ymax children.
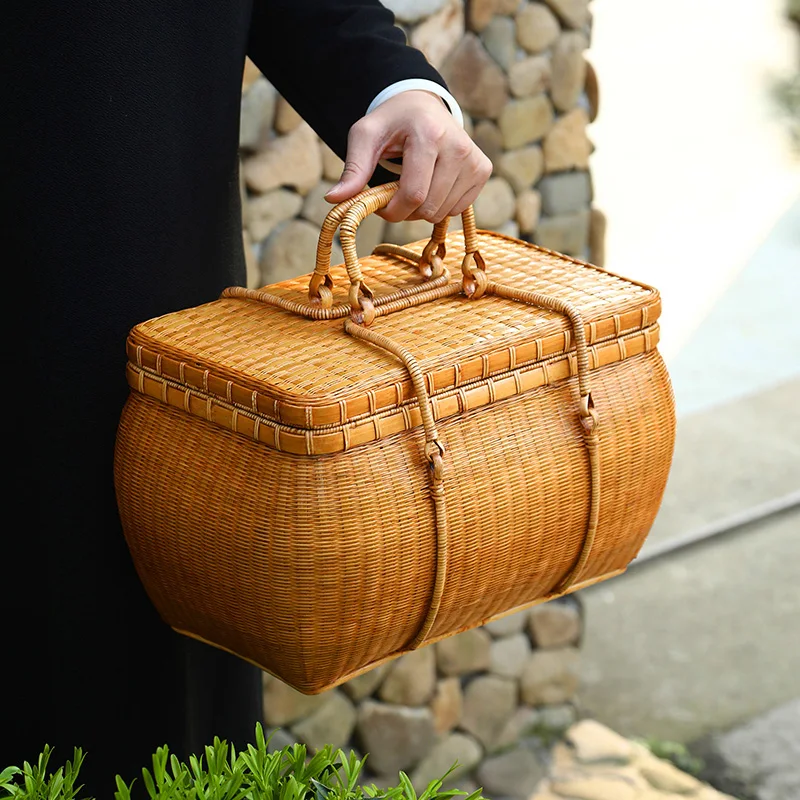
<box><xmin>577</xmin><ymin>2</ymin><xmax>800</xmax><ymax>796</ymax></box>
<box><xmin>238</xmin><ymin>2</ymin><xmax>799</xmax><ymax>798</ymax></box>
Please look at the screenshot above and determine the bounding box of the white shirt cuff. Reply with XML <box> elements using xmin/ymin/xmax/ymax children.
<box><xmin>366</xmin><ymin>79</ymin><xmax>464</xmax><ymax>128</ymax></box>
<box><xmin>366</xmin><ymin>80</ymin><xmax>464</xmax><ymax>176</ymax></box>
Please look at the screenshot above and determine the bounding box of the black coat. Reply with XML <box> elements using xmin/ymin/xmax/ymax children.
<box><xmin>4</xmin><ymin>1</ymin><xmax>443</xmax><ymax>793</ymax></box>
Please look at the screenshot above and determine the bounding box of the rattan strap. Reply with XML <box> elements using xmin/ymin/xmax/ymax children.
<box><xmin>344</xmin><ymin>318</ymin><xmax>448</xmax><ymax>649</ymax></box>
<box><xmin>337</xmin><ymin>280</ymin><xmax>600</xmax><ymax>647</ymax></box>
<box><xmin>486</xmin><ymin>281</ymin><xmax>600</xmax><ymax>592</ymax></box>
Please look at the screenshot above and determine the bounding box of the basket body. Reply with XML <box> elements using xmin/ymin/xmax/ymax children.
<box><xmin>114</xmin><ymin>229</ymin><xmax>676</xmax><ymax>693</ymax></box>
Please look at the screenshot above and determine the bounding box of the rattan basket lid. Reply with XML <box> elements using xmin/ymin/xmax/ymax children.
<box><xmin>128</xmin><ymin>231</ymin><xmax>659</xmax><ymax>430</ymax></box>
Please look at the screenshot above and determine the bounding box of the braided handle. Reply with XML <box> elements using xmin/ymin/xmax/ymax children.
<box><xmin>308</xmin><ymin>182</ymin><xmax>484</xmax><ymax>315</ymax></box>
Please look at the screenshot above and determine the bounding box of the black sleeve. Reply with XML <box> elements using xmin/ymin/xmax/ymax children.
<box><xmin>246</xmin><ymin>0</ymin><xmax>447</xmax><ymax>160</ymax></box>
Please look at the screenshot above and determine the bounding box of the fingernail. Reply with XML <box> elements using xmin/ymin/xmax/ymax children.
<box><xmin>324</xmin><ymin>182</ymin><xmax>344</xmax><ymax>199</ymax></box>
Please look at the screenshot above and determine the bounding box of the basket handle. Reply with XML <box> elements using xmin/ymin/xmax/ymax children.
<box><xmin>308</xmin><ymin>182</ymin><xmax>486</xmax><ymax>322</ymax></box>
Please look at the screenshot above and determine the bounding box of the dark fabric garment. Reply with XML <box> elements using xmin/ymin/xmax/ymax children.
<box><xmin>3</xmin><ymin>1</ymin><xmax>443</xmax><ymax>794</ymax></box>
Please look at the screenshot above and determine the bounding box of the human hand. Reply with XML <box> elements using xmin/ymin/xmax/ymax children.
<box><xmin>324</xmin><ymin>90</ymin><xmax>491</xmax><ymax>224</ymax></box>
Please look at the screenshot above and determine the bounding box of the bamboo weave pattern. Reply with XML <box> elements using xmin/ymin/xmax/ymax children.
<box><xmin>114</xmin><ymin>186</ymin><xmax>676</xmax><ymax>693</ymax></box>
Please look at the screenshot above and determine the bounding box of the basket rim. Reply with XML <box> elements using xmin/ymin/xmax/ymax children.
<box><xmin>128</xmin><ymin>295</ymin><xmax>661</xmax><ymax>433</ymax></box>
<box><xmin>127</xmin><ymin>322</ymin><xmax>661</xmax><ymax>456</ymax></box>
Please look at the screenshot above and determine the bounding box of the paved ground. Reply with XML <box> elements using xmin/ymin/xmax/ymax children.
<box><xmin>642</xmin><ymin>376</ymin><xmax>800</xmax><ymax>553</ymax></box>
<box><xmin>577</xmin><ymin>503</ymin><xmax>799</xmax><ymax>745</ymax></box>
<box><xmin>574</xmin><ymin>0</ymin><xmax>800</xmax><ymax>771</ymax></box>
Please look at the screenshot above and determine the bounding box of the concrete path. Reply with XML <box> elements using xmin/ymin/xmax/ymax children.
<box><xmin>576</xmin><ymin>504</ymin><xmax>799</xmax><ymax>745</ymax></box>
<box><xmin>574</xmin><ymin>0</ymin><xmax>800</xmax><ymax>754</ymax></box>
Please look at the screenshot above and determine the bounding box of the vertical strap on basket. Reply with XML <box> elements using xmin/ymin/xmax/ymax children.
<box><xmin>486</xmin><ymin>281</ymin><xmax>601</xmax><ymax>593</ymax></box>
<box><xmin>344</xmin><ymin>319</ymin><xmax>448</xmax><ymax>649</ymax></box>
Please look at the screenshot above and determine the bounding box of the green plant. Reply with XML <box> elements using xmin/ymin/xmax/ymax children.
<box><xmin>775</xmin><ymin>0</ymin><xmax>800</xmax><ymax>151</ymax></box>
<box><xmin>1</xmin><ymin>746</ymin><xmax>88</xmax><ymax>800</ymax></box>
<box><xmin>1</xmin><ymin>725</ymin><xmax>486</xmax><ymax>800</ymax></box>
<box><xmin>636</xmin><ymin>737</ymin><xmax>704</xmax><ymax>777</ymax></box>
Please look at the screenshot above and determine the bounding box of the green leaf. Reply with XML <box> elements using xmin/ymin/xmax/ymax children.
<box><xmin>142</xmin><ymin>768</ymin><xmax>157</xmax><ymax>799</ymax></box>
<box><xmin>114</xmin><ymin>774</ymin><xmax>133</xmax><ymax>800</ymax></box>
<box><xmin>397</xmin><ymin>773</ymin><xmax>417</xmax><ymax>800</ymax></box>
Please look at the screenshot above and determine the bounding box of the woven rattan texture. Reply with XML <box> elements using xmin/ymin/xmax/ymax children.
<box><xmin>127</xmin><ymin>324</ymin><xmax>660</xmax><ymax>455</ymax></box>
<box><xmin>129</xmin><ymin>233</ymin><xmax>658</xmax><ymax>409</ymax></box>
<box><xmin>115</xmin><ymin>349</ymin><xmax>675</xmax><ymax>693</ymax></box>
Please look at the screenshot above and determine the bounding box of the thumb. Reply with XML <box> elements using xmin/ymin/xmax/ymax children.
<box><xmin>324</xmin><ymin>121</ymin><xmax>381</xmax><ymax>203</ymax></box>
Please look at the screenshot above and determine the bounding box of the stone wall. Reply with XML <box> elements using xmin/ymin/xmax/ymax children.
<box><xmin>238</xmin><ymin>0</ymin><xmax>604</xmax><ymax>291</ymax></box>
<box><xmin>261</xmin><ymin>598</ymin><xmax>583</xmax><ymax>796</ymax></box>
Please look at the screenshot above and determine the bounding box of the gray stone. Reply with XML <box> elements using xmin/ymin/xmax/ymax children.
<box><xmin>472</xmin><ymin>120</ymin><xmax>504</xmax><ymax>172</ymax></box>
<box><xmin>459</xmin><ymin>675</ymin><xmax>517</xmax><ymax>749</ymax></box>
<box><xmin>492</xmin><ymin>220</ymin><xmax>521</xmax><ymax>238</ymax></box>
<box><xmin>341</xmin><ymin>663</ymin><xmax>391</xmax><ymax>702</ymax></box>
<box><xmin>441</xmin><ymin>34</ymin><xmax>509</xmax><ymax>120</ymax></box>
<box><xmin>436</xmin><ymin>628</ymin><xmax>492</xmax><ymax>676</ymax></box>
<box><xmin>480</xmin><ymin>16</ymin><xmax>517</xmax><ymax>71</ymax></box>
<box><xmin>239</xmin><ymin>77</ymin><xmax>276</xmax><ymax>151</ymax></box>
<box><xmin>490</xmin><ymin>633</ymin><xmax>531</xmax><ymax>679</ymax></box>
<box><xmin>543</xmin><ymin>108</ymin><xmax>591</xmax><ymax>173</ymax></box>
<box><xmin>301</xmin><ymin>181</ymin><xmax>336</xmax><ymax>227</ymax></box>
<box><xmin>639</xmin><ymin>756</ymin><xmax>702</xmax><ymax>794</ymax></box>
<box><xmin>265</xmin><ymin>727</ymin><xmax>296</xmax><ymax>754</ymax></box>
<box><xmin>709</xmin><ymin>699</ymin><xmax>800</xmax><ymax>800</ymax></box>
<box><xmin>550</xmin><ymin>775</ymin><xmax>638</xmax><ymax>800</ymax></box>
<box><xmin>532</xmin><ymin>210</ymin><xmax>590</xmax><ymax>257</ymax></box>
<box><xmin>259</xmin><ymin>219</ymin><xmax>320</xmax><ymax>284</ymax></box>
<box><xmin>379</xmin><ymin>645</ymin><xmax>437</xmax><ymax>707</ymax></box>
<box><xmin>499</xmin><ymin>95</ymin><xmax>555</xmax><ymax>150</ymax></box>
<box><xmin>496</xmin><ymin>706</ymin><xmax>545</xmax><ymax>749</ymax></box>
<box><xmin>516</xmin><ymin>189</ymin><xmax>542</xmax><ymax>235</ymax></box>
<box><xmin>381</xmin><ymin>0</ymin><xmax>448</xmax><ymax>23</ymax></box>
<box><xmin>468</xmin><ymin>0</ymin><xmax>499</xmax><ymax>32</ymax></box>
<box><xmin>431</xmin><ymin>677</ymin><xmax>464</xmax><ymax>734</ymax></box>
<box><xmin>509</xmin><ymin>55</ymin><xmax>552</xmax><ymax>98</ymax></box>
<box><xmin>262</xmin><ymin>675</ymin><xmax>333</xmax><ymax>727</ymax></box>
<box><xmin>516</xmin><ymin>3</ymin><xmax>560</xmax><ymax>54</ymax></box>
<box><xmin>356</xmin><ymin>700</ymin><xmax>437</xmax><ymax>775</ymax></box>
<box><xmin>483</xmin><ymin>611</ymin><xmax>529</xmax><ymax>638</ymax></box>
<box><xmin>473</xmin><ymin>176</ymin><xmax>516</xmax><ymax>229</ymax></box>
<box><xmin>291</xmin><ymin>690</ymin><xmax>357</xmax><ymax>753</ymax></box>
<box><xmin>248</xmin><ymin>188</ymin><xmax>304</xmax><ymax>242</ymax></box>
<box><xmin>538</xmin><ymin>171</ymin><xmax>591</xmax><ymax>216</ymax></box>
<box><xmin>551</xmin><ymin>32</ymin><xmax>588</xmax><ymax>112</ymax></box>
<box><xmin>356</xmin><ymin>212</ymin><xmax>387</xmax><ymax>257</ymax></box>
<box><xmin>320</xmin><ymin>142</ymin><xmax>344</xmax><ymax>183</ymax></box>
<box><xmin>243</xmin><ymin>122</ymin><xmax>323</xmax><ymax>195</ymax></box>
<box><xmin>544</xmin><ymin>0</ymin><xmax>590</xmax><ymax>29</ymax></box>
<box><xmin>498</xmin><ymin>145</ymin><xmax>544</xmax><ymax>193</ymax></box>
<box><xmin>410</xmin><ymin>733</ymin><xmax>483</xmax><ymax>793</ymax></box>
<box><xmin>274</xmin><ymin>96</ymin><xmax>303</xmax><ymax>134</ymax></box>
<box><xmin>242</xmin><ymin>229</ymin><xmax>260</xmax><ymax>290</ymax></box>
<box><xmin>410</xmin><ymin>0</ymin><xmax>465</xmax><ymax>69</ymax></box>
<box><xmin>538</xmin><ymin>703</ymin><xmax>578</xmax><ymax>733</ymax></box>
<box><xmin>520</xmin><ymin>647</ymin><xmax>581</xmax><ymax>705</ymax></box>
<box><xmin>589</xmin><ymin>206</ymin><xmax>606</xmax><ymax>267</ymax></box>
<box><xmin>476</xmin><ymin>747</ymin><xmax>547</xmax><ymax>796</ymax></box>
<box><xmin>383</xmin><ymin>218</ymin><xmax>434</xmax><ymax>246</ymax></box>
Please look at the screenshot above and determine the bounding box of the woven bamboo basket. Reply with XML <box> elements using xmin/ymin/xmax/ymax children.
<box><xmin>114</xmin><ymin>183</ymin><xmax>676</xmax><ymax>694</ymax></box>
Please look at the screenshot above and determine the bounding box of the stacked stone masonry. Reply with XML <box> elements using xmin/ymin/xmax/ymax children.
<box><xmin>262</xmin><ymin>599</ymin><xmax>585</xmax><ymax>793</ymax></box>
<box><xmin>239</xmin><ymin>0</ymin><xmax>605</xmax><ymax>291</ymax></box>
